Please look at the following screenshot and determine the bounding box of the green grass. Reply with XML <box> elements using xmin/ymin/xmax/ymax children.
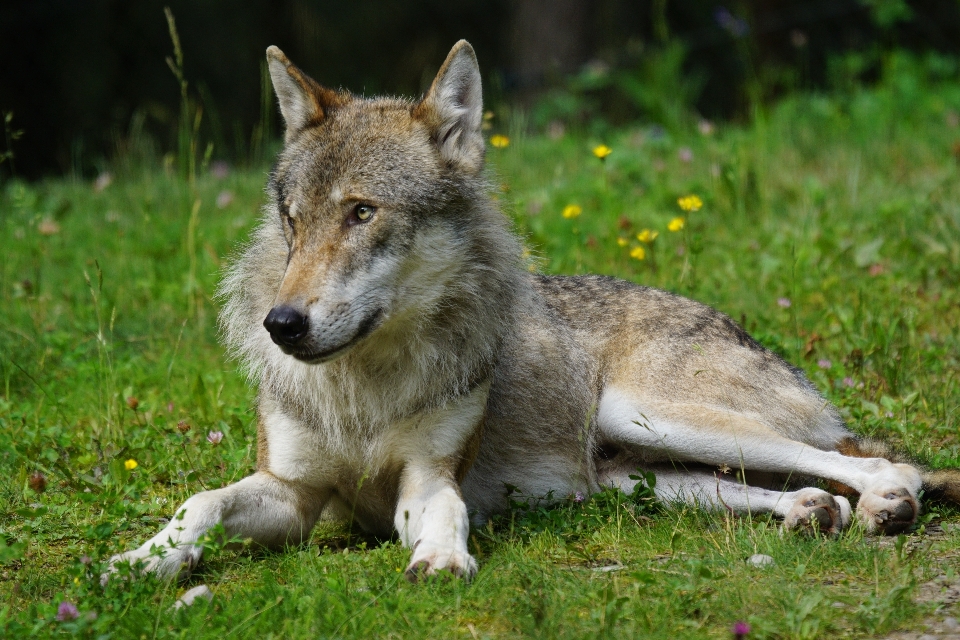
<box><xmin>2</xmin><ymin>57</ymin><xmax>960</xmax><ymax>638</ymax></box>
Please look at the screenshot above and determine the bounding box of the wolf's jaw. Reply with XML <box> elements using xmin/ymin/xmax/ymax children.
<box><xmin>282</xmin><ymin>308</ymin><xmax>385</xmax><ymax>364</ymax></box>
<box><xmin>288</xmin><ymin>345</ymin><xmax>352</xmax><ymax>365</ymax></box>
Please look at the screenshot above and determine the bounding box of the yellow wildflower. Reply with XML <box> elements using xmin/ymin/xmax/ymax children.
<box><xmin>677</xmin><ymin>194</ymin><xmax>703</xmax><ymax>212</ymax></box>
<box><xmin>668</xmin><ymin>217</ymin><xmax>685</xmax><ymax>232</ymax></box>
<box><xmin>593</xmin><ymin>144</ymin><xmax>612</xmax><ymax>159</ymax></box>
<box><xmin>124</xmin><ymin>459</ymin><xmax>138</xmax><ymax>470</ymax></box>
<box><xmin>630</xmin><ymin>246</ymin><xmax>646</xmax><ymax>260</ymax></box>
<box><xmin>616</xmin><ymin>237</ymin><xmax>628</xmax><ymax>247</ymax></box>
<box><xmin>636</xmin><ymin>229</ymin><xmax>659</xmax><ymax>243</ymax></box>
<box><xmin>490</xmin><ymin>134</ymin><xmax>510</xmax><ymax>149</ymax></box>
<box><xmin>562</xmin><ymin>204</ymin><xmax>582</xmax><ymax>219</ymax></box>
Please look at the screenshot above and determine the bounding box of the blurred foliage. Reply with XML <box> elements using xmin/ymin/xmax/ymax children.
<box><xmin>2</xmin><ymin>0</ymin><xmax>960</xmax><ymax>180</ymax></box>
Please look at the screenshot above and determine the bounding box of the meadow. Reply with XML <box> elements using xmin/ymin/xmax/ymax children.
<box><xmin>2</xmin><ymin>52</ymin><xmax>960</xmax><ymax>638</ymax></box>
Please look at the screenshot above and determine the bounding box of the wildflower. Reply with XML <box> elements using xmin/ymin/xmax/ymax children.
<box><xmin>630</xmin><ymin>246</ymin><xmax>646</xmax><ymax>260</ymax></box>
<box><xmin>715</xmin><ymin>7</ymin><xmax>749</xmax><ymax>37</ymax></box>
<box><xmin>124</xmin><ymin>459</ymin><xmax>138</xmax><ymax>471</ymax></box>
<box><xmin>732</xmin><ymin>620</ymin><xmax>751</xmax><ymax>638</ymax></box>
<box><xmin>777</xmin><ymin>297</ymin><xmax>791</xmax><ymax>308</ymax></box>
<box><xmin>56</xmin><ymin>601</ymin><xmax>79</xmax><ymax>621</ymax></box>
<box><xmin>791</xmin><ymin>29</ymin><xmax>808</xmax><ymax>48</ymax></box>
<box><xmin>617</xmin><ymin>237</ymin><xmax>628</xmax><ymax>247</ymax></box>
<box><xmin>593</xmin><ymin>144</ymin><xmax>612</xmax><ymax>160</ymax></box>
<box><xmin>216</xmin><ymin>190</ymin><xmax>234</xmax><ymax>209</ymax></box>
<box><xmin>868</xmin><ymin>263</ymin><xmax>884</xmax><ymax>277</ymax></box>
<box><xmin>562</xmin><ymin>204</ymin><xmax>582</xmax><ymax>219</ymax></box>
<box><xmin>93</xmin><ymin>172</ymin><xmax>113</xmax><ymax>192</ymax></box>
<box><xmin>678</xmin><ymin>147</ymin><xmax>693</xmax><ymax>163</ymax></box>
<box><xmin>38</xmin><ymin>219</ymin><xmax>60</xmax><ymax>235</ymax></box>
<box><xmin>80</xmin><ymin>555</ymin><xmax>92</xmax><ymax>565</ymax></box>
<box><xmin>490</xmin><ymin>134</ymin><xmax>510</xmax><ymax>149</ymax></box>
<box><xmin>177</xmin><ymin>420</ymin><xmax>191</xmax><ymax>434</ymax></box>
<box><xmin>210</xmin><ymin>160</ymin><xmax>230</xmax><ymax>179</ymax></box>
<box><xmin>698</xmin><ymin>119</ymin><xmax>715</xmax><ymax>135</ymax></box>
<box><xmin>574</xmin><ymin>491</ymin><xmax>585</xmax><ymax>503</ymax></box>
<box><xmin>636</xmin><ymin>229</ymin><xmax>659</xmax><ymax>243</ymax></box>
<box><xmin>667</xmin><ymin>217</ymin><xmax>685</xmax><ymax>232</ymax></box>
<box><xmin>207</xmin><ymin>430</ymin><xmax>224</xmax><ymax>445</ymax></box>
<box><xmin>677</xmin><ymin>194</ymin><xmax>703</xmax><ymax>212</ymax></box>
<box><xmin>843</xmin><ymin>377</ymin><xmax>856</xmax><ymax>388</ymax></box>
<box><xmin>482</xmin><ymin>111</ymin><xmax>495</xmax><ymax>131</ymax></box>
<box><xmin>885</xmin><ymin>411</ymin><xmax>895</xmax><ymax>418</ymax></box>
<box><xmin>126</xmin><ymin>396</ymin><xmax>139</xmax><ymax>410</ymax></box>
<box><xmin>817</xmin><ymin>359</ymin><xmax>832</xmax><ymax>369</ymax></box>
<box><xmin>28</xmin><ymin>471</ymin><xmax>47</xmax><ymax>493</ymax></box>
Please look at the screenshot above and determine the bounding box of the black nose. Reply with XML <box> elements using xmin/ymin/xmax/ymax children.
<box><xmin>263</xmin><ymin>305</ymin><xmax>309</xmax><ymax>346</ymax></box>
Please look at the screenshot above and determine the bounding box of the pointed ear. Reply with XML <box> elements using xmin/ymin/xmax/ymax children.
<box><xmin>414</xmin><ymin>40</ymin><xmax>484</xmax><ymax>172</ymax></box>
<box><xmin>266</xmin><ymin>46</ymin><xmax>343</xmax><ymax>141</ymax></box>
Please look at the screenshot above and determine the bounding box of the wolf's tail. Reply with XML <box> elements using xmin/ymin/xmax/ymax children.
<box><xmin>836</xmin><ymin>437</ymin><xmax>960</xmax><ymax>504</ymax></box>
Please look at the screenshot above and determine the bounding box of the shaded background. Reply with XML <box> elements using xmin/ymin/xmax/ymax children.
<box><xmin>2</xmin><ymin>0</ymin><xmax>959</xmax><ymax>179</ymax></box>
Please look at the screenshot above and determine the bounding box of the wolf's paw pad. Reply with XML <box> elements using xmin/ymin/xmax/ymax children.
<box><xmin>857</xmin><ymin>487</ymin><xmax>917</xmax><ymax>535</ymax></box>
<box><xmin>404</xmin><ymin>546</ymin><xmax>477</xmax><ymax>583</ymax></box>
<box><xmin>785</xmin><ymin>490</ymin><xmax>851</xmax><ymax>535</ymax></box>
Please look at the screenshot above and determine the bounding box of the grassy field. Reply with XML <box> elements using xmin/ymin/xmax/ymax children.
<box><xmin>2</xmin><ymin>54</ymin><xmax>960</xmax><ymax>638</ymax></box>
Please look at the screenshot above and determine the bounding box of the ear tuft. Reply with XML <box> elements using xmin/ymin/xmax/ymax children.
<box><xmin>415</xmin><ymin>40</ymin><xmax>484</xmax><ymax>172</ymax></box>
<box><xmin>266</xmin><ymin>46</ymin><xmax>343</xmax><ymax>141</ymax></box>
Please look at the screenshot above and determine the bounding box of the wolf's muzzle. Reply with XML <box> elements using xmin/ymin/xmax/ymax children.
<box><xmin>263</xmin><ymin>305</ymin><xmax>309</xmax><ymax>347</ymax></box>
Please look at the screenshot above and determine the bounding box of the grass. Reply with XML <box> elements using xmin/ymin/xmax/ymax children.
<box><xmin>2</xmin><ymin>53</ymin><xmax>960</xmax><ymax>638</ymax></box>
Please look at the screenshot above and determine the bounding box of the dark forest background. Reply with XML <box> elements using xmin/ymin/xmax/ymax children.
<box><xmin>2</xmin><ymin>0</ymin><xmax>959</xmax><ymax>180</ymax></box>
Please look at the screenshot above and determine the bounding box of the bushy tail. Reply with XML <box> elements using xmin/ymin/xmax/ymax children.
<box><xmin>836</xmin><ymin>437</ymin><xmax>960</xmax><ymax>505</ymax></box>
<box><xmin>921</xmin><ymin>469</ymin><xmax>960</xmax><ymax>504</ymax></box>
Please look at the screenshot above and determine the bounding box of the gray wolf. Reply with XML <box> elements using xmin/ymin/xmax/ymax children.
<box><xmin>106</xmin><ymin>41</ymin><xmax>960</xmax><ymax>582</ymax></box>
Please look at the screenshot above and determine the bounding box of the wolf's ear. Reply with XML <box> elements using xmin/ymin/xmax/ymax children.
<box><xmin>415</xmin><ymin>40</ymin><xmax>484</xmax><ymax>172</ymax></box>
<box><xmin>266</xmin><ymin>46</ymin><xmax>342</xmax><ymax>141</ymax></box>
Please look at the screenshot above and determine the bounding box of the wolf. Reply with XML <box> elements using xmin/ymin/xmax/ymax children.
<box><xmin>106</xmin><ymin>41</ymin><xmax>960</xmax><ymax>582</ymax></box>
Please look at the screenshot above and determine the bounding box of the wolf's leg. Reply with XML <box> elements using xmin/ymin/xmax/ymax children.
<box><xmin>103</xmin><ymin>472</ymin><xmax>327</xmax><ymax>582</ymax></box>
<box><xmin>395</xmin><ymin>465</ymin><xmax>476</xmax><ymax>581</ymax></box>
<box><xmin>605</xmin><ymin>466</ymin><xmax>852</xmax><ymax>534</ymax></box>
<box><xmin>598</xmin><ymin>389</ymin><xmax>921</xmax><ymax>534</ymax></box>
<box><xmin>389</xmin><ymin>382</ymin><xmax>488</xmax><ymax>581</ymax></box>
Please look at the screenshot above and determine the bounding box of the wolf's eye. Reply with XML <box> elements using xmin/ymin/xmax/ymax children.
<box><xmin>281</xmin><ymin>214</ymin><xmax>295</xmax><ymax>244</ymax></box>
<box><xmin>347</xmin><ymin>204</ymin><xmax>376</xmax><ymax>227</ymax></box>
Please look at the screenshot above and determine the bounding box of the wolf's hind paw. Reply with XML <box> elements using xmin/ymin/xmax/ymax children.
<box><xmin>784</xmin><ymin>490</ymin><xmax>851</xmax><ymax>535</ymax></box>
<box><xmin>856</xmin><ymin>487</ymin><xmax>917</xmax><ymax>535</ymax></box>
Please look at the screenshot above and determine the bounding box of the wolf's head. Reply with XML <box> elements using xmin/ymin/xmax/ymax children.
<box><xmin>256</xmin><ymin>41</ymin><xmax>494</xmax><ymax>365</ymax></box>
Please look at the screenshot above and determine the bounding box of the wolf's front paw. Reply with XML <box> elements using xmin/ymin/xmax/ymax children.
<box><xmin>784</xmin><ymin>489</ymin><xmax>851</xmax><ymax>535</ymax></box>
<box><xmin>100</xmin><ymin>543</ymin><xmax>201</xmax><ymax>585</ymax></box>
<box><xmin>856</xmin><ymin>487</ymin><xmax>918</xmax><ymax>535</ymax></box>
<box><xmin>404</xmin><ymin>542</ymin><xmax>477</xmax><ymax>582</ymax></box>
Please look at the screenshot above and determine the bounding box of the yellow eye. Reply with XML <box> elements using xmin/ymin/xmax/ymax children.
<box><xmin>355</xmin><ymin>205</ymin><xmax>375</xmax><ymax>221</ymax></box>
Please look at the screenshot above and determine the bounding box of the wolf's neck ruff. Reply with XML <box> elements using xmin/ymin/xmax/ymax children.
<box><xmin>221</xmin><ymin>190</ymin><xmax>526</xmax><ymax>438</ymax></box>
